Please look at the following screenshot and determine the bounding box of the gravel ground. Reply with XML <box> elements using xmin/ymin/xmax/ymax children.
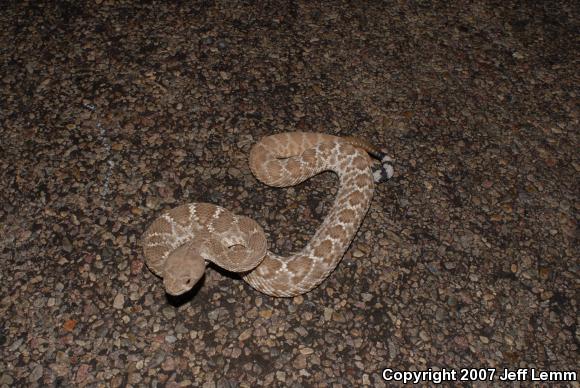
<box><xmin>1</xmin><ymin>1</ymin><xmax>578</xmax><ymax>387</ymax></box>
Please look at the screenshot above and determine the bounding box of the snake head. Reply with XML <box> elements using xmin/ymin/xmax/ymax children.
<box><xmin>163</xmin><ymin>242</ymin><xmax>206</xmax><ymax>296</ymax></box>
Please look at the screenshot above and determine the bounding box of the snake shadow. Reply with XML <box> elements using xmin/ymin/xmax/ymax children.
<box><xmin>164</xmin><ymin>275</ymin><xmax>206</xmax><ymax>307</ymax></box>
<box><xmin>164</xmin><ymin>264</ymin><xmax>243</xmax><ymax>307</ymax></box>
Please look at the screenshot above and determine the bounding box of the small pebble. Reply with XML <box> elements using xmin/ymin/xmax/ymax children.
<box><xmin>113</xmin><ymin>294</ymin><xmax>125</xmax><ymax>309</ymax></box>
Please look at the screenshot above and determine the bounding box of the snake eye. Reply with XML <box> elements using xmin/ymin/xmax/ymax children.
<box><xmin>185</xmin><ymin>278</ymin><xmax>192</xmax><ymax>285</ymax></box>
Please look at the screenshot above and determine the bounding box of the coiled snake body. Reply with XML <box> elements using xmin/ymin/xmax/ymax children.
<box><xmin>142</xmin><ymin>132</ymin><xmax>393</xmax><ymax>297</ymax></box>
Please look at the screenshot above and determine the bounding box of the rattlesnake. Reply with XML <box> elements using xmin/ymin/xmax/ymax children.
<box><xmin>142</xmin><ymin>132</ymin><xmax>393</xmax><ymax>297</ymax></box>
